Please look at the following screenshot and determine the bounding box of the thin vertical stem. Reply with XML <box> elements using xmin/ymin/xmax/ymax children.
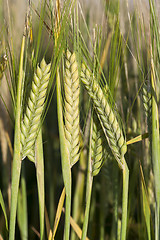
<box><xmin>35</xmin><ymin>129</ymin><xmax>45</xmax><ymax>240</ymax></box>
<box><xmin>120</xmin><ymin>160</ymin><xmax>129</xmax><ymax>240</ymax></box>
<box><xmin>9</xmin><ymin>32</ymin><xmax>25</xmax><ymax>240</ymax></box>
<box><xmin>17</xmin><ymin>164</ymin><xmax>28</xmax><ymax>239</ymax></box>
<box><xmin>56</xmin><ymin>69</ymin><xmax>71</xmax><ymax>240</ymax></box>
<box><xmin>151</xmin><ymin>52</ymin><xmax>160</xmax><ymax>240</ymax></box>
<box><xmin>81</xmin><ymin>117</ymin><xmax>93</xmax><ymax>240</ymax></box>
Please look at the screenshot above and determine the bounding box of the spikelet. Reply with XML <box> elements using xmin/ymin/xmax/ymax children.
<box><xmin>20</xmin><ymin>58</ymin><xmax>51</xmax><ymax>160</ymax></box>
<box><xmin>91</xmin><ymin>112</ymin><xmax>112</xmax><ymax>176</ymax></box>
<box><xmin>142</xmin><ymin>81</ymin><xmax>152</xmax><ymax>161</ymax></box>
<box><xmin>81</xmin><ymin>64</ymin><xmax>127</xmax><ymax>168</ymax></box>
<box><xmin>0</xmin><ymin>54</ymin><xmax>7</xmax><ymax>81</ymax></box>
<box><xmin>64</xmin><ymin>50</ymin><xmax>80</xmax><ymax>167</ymax></box>
<box><xmin>142</xmin><ymin>81</ymin><xmax>152</xmax><ymax>131</ymax></box>
<box><xmin>27</xmin><ymin>149</ymin><xmax>35</xmax><ymax>162</ymax></box>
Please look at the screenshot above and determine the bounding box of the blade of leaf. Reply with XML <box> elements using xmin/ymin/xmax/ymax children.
<box><xmin>52</xmin><ymin>187</ymin><xmax>66</xmax><ymax>239</ymax></box>
<box><xmin>70</xmin><ymin>213</ymin><xmax>90</xmax><ymax>240</ymax></box>
<box><xmin>127</xmin><ymin>133</ymin><xmax>149</xmax><ymax>145</ymax></box>
<box><xmin>139</xmin><ymin>161</ymin><xmax>151</xmax><ymax>240</ymax></box>
<box><xmin>45</xmin><ymin>206</ymin><xmax>52</xmax><ymax>239</ymax></box>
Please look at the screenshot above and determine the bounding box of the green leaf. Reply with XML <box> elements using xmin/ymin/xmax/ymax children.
<box><xmin>141</xmin><ymin>178</ymin><xmax>151</xmax><ymax>240</ymax></box>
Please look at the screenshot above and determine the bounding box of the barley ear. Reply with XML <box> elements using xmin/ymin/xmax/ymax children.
<box><xmin>91</xmin><ymin>112</ymin><xmax>112</xmax><ymax>176</ymax></box>
<box><xmin>81</xmin><ymin>64</ymin><xmax>127</xmax><ymax>168</ymax></box>
<box><xmin>142</xmin><ymin>81</ymin><xmax>152</xmax><ymax>133</ymax></box>
<box><xmin>64</xmin><ymin>50</ymin><xmax>80</xmax><ymax>167</ymax></box>
<box><xmin>20</xmin><ymin>58</ymin><xmax>51</xmax><ymax>161</ymax></box>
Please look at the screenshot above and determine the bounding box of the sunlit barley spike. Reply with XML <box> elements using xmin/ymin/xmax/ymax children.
<box><xmin>81</xmin><ymin>64</ymin><xmax>127</xmax><ymax>168</ymax></box>
<box><xmin>64</xmin><ymin>50</ymin><xmax>80</xmax><ymax>167</ymax></box>
<box><xmin>20</xmin><ymin>58</ymin><xmax>51</xmax><ymax>160</ymax></box>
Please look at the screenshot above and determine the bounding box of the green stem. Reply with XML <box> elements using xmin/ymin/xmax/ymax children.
<box><xmin>120</xmin><ymin>160</ymin><xmax>129</xmax><ymax>240</ymax></box>
<box><xmin>81</xmin><ymin>118</ymin><xmax>93</xmax><ymax>240</ymax></box>
<box><xmin>71</xmin><ymin>149</ymin><xmax>86</xmax><ymax>240</ymax></box>
<box><xmin>35</xmin><ymin>129</ymin><xmax>45</xmax><ymax>240</ymax></box>
<box><xmin>81</xmin><ymin>173</ymin><xmax>93</xmax><ymax>240</ymax></box>
<box><xmin>151</xmin><ymin>56</ymin><xmax>160</xmax><ymax>240</ymax></box>
<box><xmin>9</xmin><ymin>33</ymin><xmax>25</xmax><ymax>240</ymax></box>
<box><xmin>56</xmin><ymin>69</ymin><xmax>71</xmax><ymax>240</ymax></box>
<box><xmin>111</xmin><ymin>163</ymin><xmax>119</xmax><ymax>240</ymax></box>
<box><xmin>100</xmin><ymin>172</ymin><xmax>105</xmax><ymax>240</ymax></box>
<box><xmin>17</xmin><ymin>164</ymin><xmax>28</xmax><ymax>240</ymax></box>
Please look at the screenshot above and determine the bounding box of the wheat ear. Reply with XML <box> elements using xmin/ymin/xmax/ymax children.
<box><xmin>20</xmin><ymin>59</ymin><xmax>51</xmax><ymax>161</ymax></box>
<box><xmin>81</xmin><ymin>64</ymin><xmax>127</xmax><ymax>168</ymax></box>
<box><xmin>64</xmin><ymin>50</ymin><xmax>80</xmax><ymax>167</ymax></box>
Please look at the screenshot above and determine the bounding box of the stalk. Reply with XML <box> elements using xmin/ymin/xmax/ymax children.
<box><xmin>17</xmin><ymin>165</ymin><xmax>28</xmax><ymax>240</ymax></box>
<box><xmin>56</xmin><ymin>69</ymin><xmax>71</xmax><ymax>240</ymax></box>
<box><xmin>9</xmin><ymin>32</ymin><xmax>25</xmax><ymax>240</ymax></box>
<box><xmin>81</xmin><ymin>117</ymin><xmax>93</xmax><ymax>240</ymax></box>
<box><xmin>71</xmin><ymin>146</ymin><xmax>86</xmax><ymax>240</ymax></box>
<box><xmin>81</xmin><ymin>177</ymin><xmax>93</xmax><ymax>240</ymax></box>
<box><xmin>120</xmin><ymin>160</ymin><xmax>129</xmax><ymax>240</ymax></box>
<box><xmin>99</xmin><ymin>171</ymin><xmax>106</xmax><ymax>240</ymax></box>
<box><xmin>55</xmin><ymin>1</ymin><xmax>71</xmax><ymax>239</ymax></box>
<box><xmin>111</xmin><ymin>163</ymin><xmax>119</xmax><ymax>240</ymax></box>
<box><xmin>151</xmin><ymin>53</ymin><xmax>160</xmax><ymax>240</ymax></box>
<box><xmin>35</xmin><ymin>129</ymin><xmax>45</xmax><ymax>240</ymax></box>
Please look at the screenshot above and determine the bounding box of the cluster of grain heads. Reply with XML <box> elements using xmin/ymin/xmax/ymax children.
<box><xmin>20</xmin><ymin>58</ymin><xmax>51</xmax><ymax>161</ymax></box>
<box><xmin>81</xmin><ymin>64</ymin><xmax>127</xmax><ymax>169</ymax></box>
<box><xmin>64</xmin><ymin>50</ymin><xmax>80</xmax><ymax>167</ymax></box>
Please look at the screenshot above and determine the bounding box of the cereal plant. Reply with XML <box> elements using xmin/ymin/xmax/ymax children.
<box><xmin>0</xmin><ymin>0</ymin><xmax>160</xmax><ymax>239</ymax></box>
